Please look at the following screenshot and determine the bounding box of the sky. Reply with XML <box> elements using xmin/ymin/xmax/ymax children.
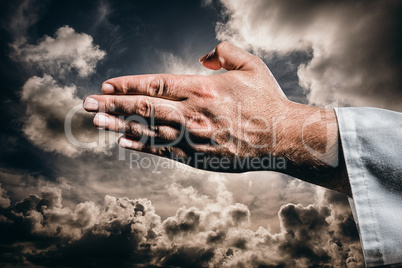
<box><xmin>0</xmin><ymin>0</ymin><xmax>401</xmax><ymax>267</ymax></box>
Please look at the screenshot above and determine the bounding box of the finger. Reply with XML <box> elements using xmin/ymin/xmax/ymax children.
<box><xmin>199</xmin><ymin>41</ymin><xmax>258</xmax><ymax>71</ymax></box>
<box><xmin>93</xmin><ymin>113</ymin><xmax>181</xmax><ymax>141</ymax></box>
<box><xmin>119</xmin><ymin>136</ymin><xmax>188</xmax><ymax>159</ymax></box>
<box><xmin>101</xmin><ymin>74</ymin><xmax>201</xmax><ymax>100</ymax></box>
<box><xmin>84</xmin><ymin>95</ymin><xmax>186</xmax><ymax>125</ymax></box>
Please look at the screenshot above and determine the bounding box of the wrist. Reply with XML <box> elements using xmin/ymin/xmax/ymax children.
<box><xmin>275</xmin><ymin>103</ymin><xmax>351</xmax><ymax>195</ymax></box>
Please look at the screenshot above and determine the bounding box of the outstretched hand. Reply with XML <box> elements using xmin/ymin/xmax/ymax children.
<box><xmin>84</xmin><ymin>42</ymin><xmax>351</xmax><ymax>196</ymax></box>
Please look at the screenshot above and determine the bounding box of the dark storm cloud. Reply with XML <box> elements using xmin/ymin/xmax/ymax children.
<box><xmin>0</xmin><ymin>178</ymin><xmax>363</xmax><ymax>267</ymax></box>
<box><xmin>215</xmin><ymin>0</ymin><xmax>402</xmax><ymax>111</ymax></box>
<box><xmin>279</xmin><ymin>204</ymin><xmax>331</xmax><ymax>262</ymax></box>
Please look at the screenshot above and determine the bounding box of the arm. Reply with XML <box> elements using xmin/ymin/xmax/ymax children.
<box><xmin>83</xmin><ymin>41</ymin><xmax>351</xmax><ymax>195</ymax></box>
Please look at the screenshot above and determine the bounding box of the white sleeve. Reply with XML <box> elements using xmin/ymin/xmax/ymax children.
<box><xmin>334</xmin><ymin>107</ymin><xmax>402</xmax><ymax>267</ymax></box>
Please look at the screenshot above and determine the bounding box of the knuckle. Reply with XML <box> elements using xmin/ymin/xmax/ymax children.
<box><xmin>117</xmin><ymin>79</ymin><xmax>129</xmax><ymax>94</ymax></box>
<box><xmin>116</xmin><ymin>118</ymin><xmax>126</xmax><ymax>133</ymax></box>
<box><xmin>141</xmin><ymin>125</ymin><xmax>157</xmax><ymax>139</ymax></box>
<box><xmin>129</xmin><ymin>122</ymin><xmax>142</xmax><ymax>136</ymax></box>
<box><xmin>137</xmin><ymin>98</ymin><xmax>152</xmax><ymax>117</ymax></box>
<box><xmin>161</xmin><ymin>127</ymin><xmax>177</xmax><ymax>140</ymax></box>
<box><xmin>121</xmin><ymin>84</ymin><xmax>129</xmax><ymax>94</ymax></box>
<box><xmin>185</xmin><ymin>110</ymin><xmax>210</xmax><ymax>129</ymax></box>
<box><xmin>147</xmin><ymin>77</ymin><xmax>165</xmax><ymax>97</ymax></box>
<box><xmin>191</xmin><ymin>82</ymin><xmax>217</xmax><ymax>100</ymax></box>
<box><xmin>150</xmin><ymin>124</ymin><xmax>159</xmax><ymax>136</ymax></box>
<box><xmin>105</xmin><ymin>98</ymin><xmax>118</xmax><ymax>113</ymax></box>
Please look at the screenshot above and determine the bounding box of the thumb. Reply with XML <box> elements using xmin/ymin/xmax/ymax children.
<box><xmin>199</xmin><ymin>42</ymin><xmax>255</xmax><ymax>71</ymax></box>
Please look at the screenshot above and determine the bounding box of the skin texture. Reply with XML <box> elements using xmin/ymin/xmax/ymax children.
<box><xmin>84</xmin><ymin>42</ymin><xmax>351</xmax><ymax>196</ymax></box>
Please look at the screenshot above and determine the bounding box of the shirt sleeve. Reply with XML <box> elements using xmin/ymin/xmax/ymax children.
<box><xmin>334</xmin><ymin>107</ymin><xmax>402</xmax><ymax>267</ymax></box>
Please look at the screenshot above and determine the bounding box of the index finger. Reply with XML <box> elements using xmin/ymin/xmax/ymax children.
<box><xmin>101</xmin><ymin>74</ymin><xmax>200</xmax><ymax>100</ymax></box>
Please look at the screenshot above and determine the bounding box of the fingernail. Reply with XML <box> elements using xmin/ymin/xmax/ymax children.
<box><xmin>84</xmin><ymin>97</ymin><xmax>99</xmax><ymax>111</ymax></box>
<box><xmin>119</xmin><ymin>137</ymin><xmax>133</xmax><ymax>148</ymax></box>
<box><xmin>199</xmin><ymin>48</ymin><xmax>216</xmax><ymax>63</ymax></box>
<box><xmin>94</xmin><ymin>113</ymin><xmax>109</xmax><ymax>127</ymax></box>
<box><xmin>102</xmin><ymin>83</ymin><xmax>114</xmax><ymax>94</ymax></box>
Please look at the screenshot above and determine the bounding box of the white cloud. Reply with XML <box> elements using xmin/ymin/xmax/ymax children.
<box><xmin>215</xmin><ymin>0</ymin><xmax>402</xmax><ymax>111</ymax></box>
<box><xmin>160</xmin><ymin>52</ymin><xmax>221</xmax><ymax>75</ymax></box>
<box><xmin>21</xmin><ymin>75</ymin><xmax>81</xmax><ymax>156</ymax></box>
<box><xmin>8</xmin><ymin>7</ymin><xmax>108</xmax><ymax>157</ymax></box>
<box><xmin>21</xmin><ymin>75</ymin><xmax>117</xmax><ymax>156</ymax></box>
<box><xmin>167</xmin><ymin>183</ymin><xmax>210</xmax><ymax>207</ymax></box>
<box><xmin>10</xmin><ymin>25</ymin><xmax>114</xmax><ymax>156</ymax></box>
<box><xmin>12</xmin><ymin>25</ymin><xmax>106</xmax><ymax>77</ymax></box>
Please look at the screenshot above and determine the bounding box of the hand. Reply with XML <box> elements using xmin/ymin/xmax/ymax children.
<box><xmin>84</xmin><ymin>42</ymin><xmax>351</xmax><ymax>196</ymax></box>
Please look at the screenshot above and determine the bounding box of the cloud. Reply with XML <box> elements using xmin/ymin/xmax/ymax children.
<box><xmin>159</xmin><ymin>52</ymin><xmax>218</xmax><ymax>75</ymax></box>
<box><xmin>11</xmin><ymin>25</ymin><xmax>106</xmax><ymax>78</ymax></box>
<box><xmin>214</xmin><ymin>0</ymin><xmax>402</xmax><ymax>111</ymax></box>
<box><xmin>20</xmin><ymin>75</ymin><xmax>116</xmax><ymax>156</ymax></box>
<box><xmin>167</xmin><ymin>182</ymin><xmax>211</xmax><ymax>207</ymax></box>
<box><xmin>224</xmin><ymin>172</ymin><xmax>316</xmax><ymax>233</ymax></box>
<box><xmin>0</xmin><ymin>174</ymin><xmax>363</xmax><ymax>267</ymax></box>
<box><xmin>7</xmin><ymin>3</ymin><xmax>110</xmax><ymax>156</ymax></box>
<box><xmin>10</xmin><ymin>25</ymin><xmax>114</xmax><ymax>156</ymax></box>
<box><xmin>0</xmin><ymin>2</ymin><xmax>369</xmax><ymax>267</ymax></box>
